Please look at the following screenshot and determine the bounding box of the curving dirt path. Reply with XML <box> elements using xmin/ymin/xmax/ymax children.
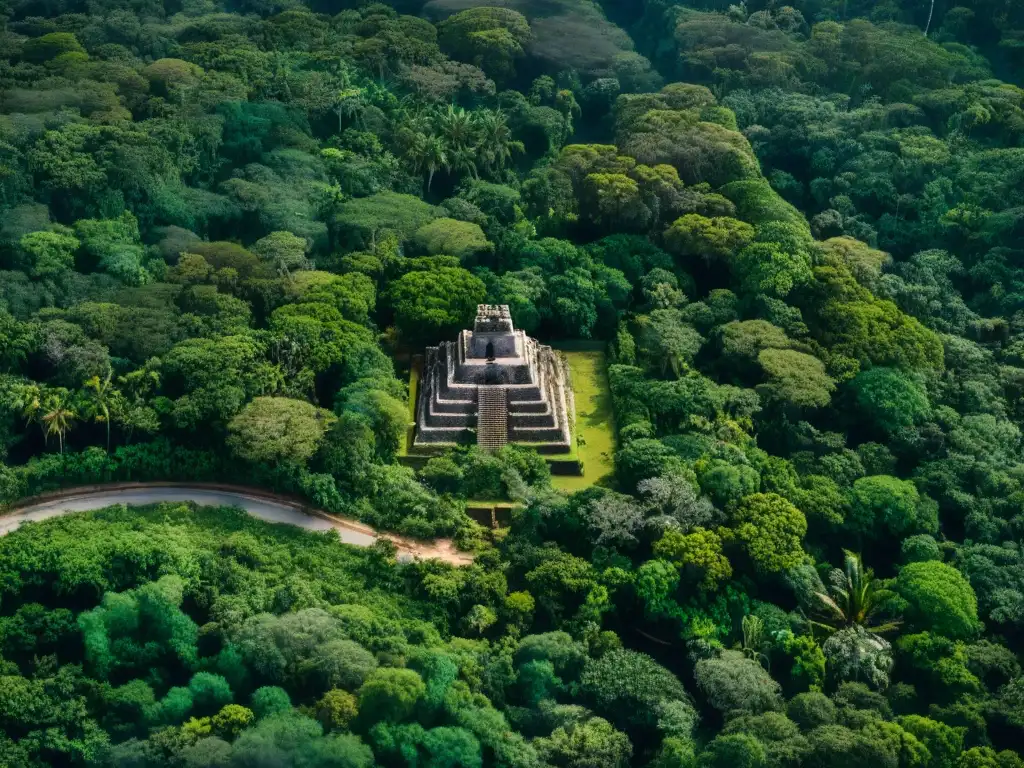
<box><xmin>1</xmin><ymin>483</ymin><xmax>473</xmax><ymax>565</ymax></box>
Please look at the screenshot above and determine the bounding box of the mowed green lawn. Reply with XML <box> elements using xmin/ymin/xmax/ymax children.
<box><xmin>553</xmin><ymin>349</ymin><xmax>616</xmax><ymax>492</ymax></box>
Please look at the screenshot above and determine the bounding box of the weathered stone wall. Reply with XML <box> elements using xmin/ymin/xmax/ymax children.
<box><xmin>473</xmin><ymin>304</ymin><xmax>514</xmax><ymax>333</ymax></box>
<box><xmin>469</xmin><ymin>330</ymin><xmax>520</xmax><ymax>358</ymax></box>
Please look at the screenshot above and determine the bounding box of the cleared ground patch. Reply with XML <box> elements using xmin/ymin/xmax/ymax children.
<box><xmin>551</xmin><ymin>348</ymin><xmax>616</xmax><ymax>492</ymax></box>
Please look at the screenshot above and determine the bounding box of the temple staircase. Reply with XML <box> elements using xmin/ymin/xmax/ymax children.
<box><xmin>477</xmin><ymin>387</ymin><xmax>509</xmax><ymax>452</ymax></box>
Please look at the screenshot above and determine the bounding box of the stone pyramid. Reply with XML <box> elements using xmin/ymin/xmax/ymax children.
<box><xmin>414</xmin><ymin>305</ymin><xmax>574</xmax><ymax>453</ymax></box>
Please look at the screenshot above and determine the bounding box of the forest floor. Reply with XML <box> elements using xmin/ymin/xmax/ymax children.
<box><xmin>1</xmin><ymin>484</ymin><xmax>474</xmax><ymax>565</ymax></box>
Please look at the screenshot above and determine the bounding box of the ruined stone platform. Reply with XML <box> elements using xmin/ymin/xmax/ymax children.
<box><xmin>414</xmin><ymin>305</ymin><xmax>574</xmax><ymax>454</ymax></box>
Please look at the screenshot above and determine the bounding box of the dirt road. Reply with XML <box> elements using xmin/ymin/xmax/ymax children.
<box><xmin>2</xmin><ymin>484</ymin><xmax>472</xmax><ymax>565</ymax></box>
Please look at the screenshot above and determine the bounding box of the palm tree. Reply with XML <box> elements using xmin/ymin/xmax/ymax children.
<box><xmin>448</xmin><ymin>144</ymin><xmax>479</xmax><ymax>181</ymax></box>
<box><xmin>476</xmin><ymin>110</ymin><xmax>523</xmax><ymax>177</ymax></box>
<box><xmin>41</xmin><ymin>389</ymin><xmax>77</xmax><ymax>455</ymax></box>
<box><xmin>437</xmin><ymin>105</ymin><xmax>478</xmax><ymax>154</ymax></box>
<box><xmin>333</xmin><ymin>87</ymin><xmax>365</xmax><ymax>131</ymax></box>
<box><xmin>399</xmin><ymin>101</ymin><xmax>433</xmax><ymax>134</ymax></box>
<box><xmin>809</xmin><ymin>551</ymin><xmax>901</xmax><ymax>636</ymax></box>
<box><xmin>407</xmin><ymin>133</ymin><xmax>449</xmax><ymax>194</ymax></box>
<box><xmin>15</xmin><ymin>383</ymin><xmax>45</xmax><ymax>440</ymax></box>
<box><xmin>82</xmin><ymin>370</ymin><xmax>118</xmax><ymax>452</ymax></box>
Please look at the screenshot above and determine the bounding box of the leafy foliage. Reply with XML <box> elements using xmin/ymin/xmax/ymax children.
<box><xmin>1</xmin><ymin>0</ymin><xmax>1024</xmax><ymax>765</ymax></box>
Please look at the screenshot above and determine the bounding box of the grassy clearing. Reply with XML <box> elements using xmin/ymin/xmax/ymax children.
<box><xmin>553</xmin><ymin>349</ymin><xmax>616</xmax><ymax>492</ymax></box>
<box><xmin>399</xmin><ymin>356</ymin><xmax>422</xmax><ymax>459</ymax></box>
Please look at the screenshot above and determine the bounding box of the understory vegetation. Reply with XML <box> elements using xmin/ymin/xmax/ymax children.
<box><xmin>2</xmin><ymin>0</ymin><xmax>1024</xmax><ymax>765</ymax></box>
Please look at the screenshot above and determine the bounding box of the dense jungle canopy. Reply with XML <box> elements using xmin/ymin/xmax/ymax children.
<box><xmin>2</xmin><ymin>0</ymin><xmax>1024</xmax><ymax>766</ymax></box>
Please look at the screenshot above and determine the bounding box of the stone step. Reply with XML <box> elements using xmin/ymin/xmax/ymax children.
<box><xmin>477</xmin><ymin>387</ymin><xmax>509</xmax><ymax>453</ymax></box>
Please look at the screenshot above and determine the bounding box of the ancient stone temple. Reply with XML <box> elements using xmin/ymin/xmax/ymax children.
<box><xmin>414</xmin><ymin>305</ymin><xmax>574</xmax><ymax>453</ymax></box>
